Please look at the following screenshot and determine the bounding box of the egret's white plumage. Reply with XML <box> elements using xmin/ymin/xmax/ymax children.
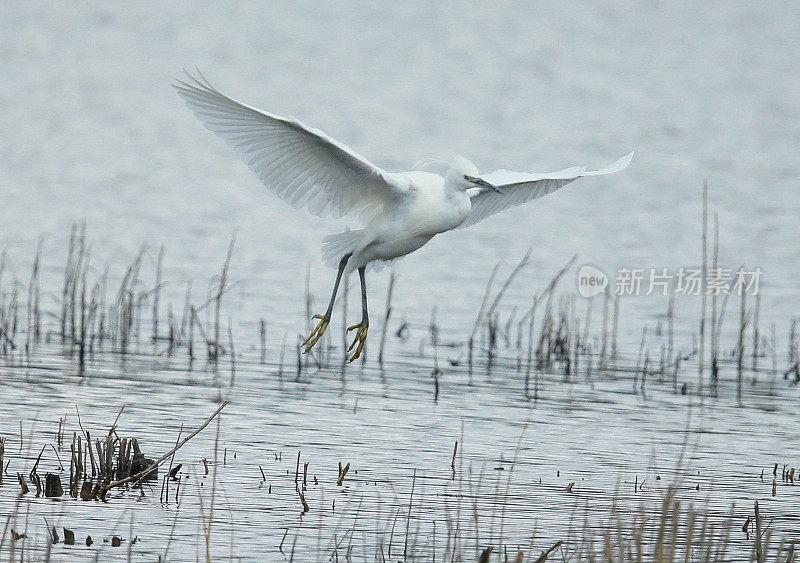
<box><xmin>174</xmin><ymin>71</ymin><xmax>633</xmax><ymax>361</ymax></box>
<box><xmin>461</xmin><ymin>152</ymin><xmax>633</xmax><ymax>229</ymax></box>
<box><xmin>174</xmin><ymin>72</ymin><xmax>407</xmax><ymax>225</ymax></box>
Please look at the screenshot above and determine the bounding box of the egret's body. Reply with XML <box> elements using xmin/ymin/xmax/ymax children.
<box><xmin>335</xmin><ymin>171</ymin><xmax>471</xmax><ymax>273</ymax></box>
<box><xmin>175</xmin><ymin>71</ymin><xmax>633</xmax><ymax>361</ymax></box>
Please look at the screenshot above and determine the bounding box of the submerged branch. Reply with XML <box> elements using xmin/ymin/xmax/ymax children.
<box><xmin>100</xmin><ymin>401</ymin><xmax>229</xmax><ymax>494</ymax></box>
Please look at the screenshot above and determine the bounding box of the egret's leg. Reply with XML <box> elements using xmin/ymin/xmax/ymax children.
<box><xmin>347</xmin><ymin>266</ymin><xmax>369</xmax><ymax>362</ymax></box>
<box><xmin>302</xmin><ymin>253</ymin><xmax>351</xmax><ymax>353</ymax></box>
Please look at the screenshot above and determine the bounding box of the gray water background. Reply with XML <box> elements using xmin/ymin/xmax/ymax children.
<box><xmin>1</xmin><ymin>1</ymin><xmax>800</xmax><ymax>560</ymax></box>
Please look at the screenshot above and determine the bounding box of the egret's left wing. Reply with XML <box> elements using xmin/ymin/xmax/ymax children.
<box><xmin>174</xmin><ymin>71</ymin><xmax>409</xmax><ymax>222</ymax></box>
<box><xmin>458</xmin><ymin>152</ymin><xmax>633</xmax><ymax>228</ymax></box>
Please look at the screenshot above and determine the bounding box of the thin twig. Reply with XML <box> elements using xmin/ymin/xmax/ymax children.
<box><xmin>100</xmin><ymin>401</ymin><xmax>229</xmax><ymax>493</ymax></box>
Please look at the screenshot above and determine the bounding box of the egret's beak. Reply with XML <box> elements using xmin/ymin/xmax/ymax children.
<box><xmin>471</xmin><ymin>177</ymin><xmax>503</xmax><ymax>194</ymax></box>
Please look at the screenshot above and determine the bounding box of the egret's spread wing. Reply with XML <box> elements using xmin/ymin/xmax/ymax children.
<box><xmin>459</xmin><ymin>152</ymin><xmax>633</xmax><ymax>228</ymax></box>
<box><xmin>174</xmin><ymin>71</ymin><xmax>408</xmax><ymax>221</ymax></box>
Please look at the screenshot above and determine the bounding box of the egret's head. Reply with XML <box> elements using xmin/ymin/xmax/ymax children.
<box><xmin>446</xmin><ymin>157</ymin><xmax>503</xmax><ymax>194</ymax></box>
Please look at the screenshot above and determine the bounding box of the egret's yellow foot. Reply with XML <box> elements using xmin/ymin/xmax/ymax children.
<box><xmin>302</xmin><ymin>314</ymin><xmax>329</xmax><ymax>353</ymax></box>
<box><xmin>346</xmin><ymin>322</ymin><xmax>369</xmax><ymax>362</ymax></box>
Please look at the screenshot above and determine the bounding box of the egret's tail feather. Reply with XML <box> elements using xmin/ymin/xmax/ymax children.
<box><xmin>321</xmin><ymin>230</ymin><xmax>365</xmax><ymax>268</ymax></box>
<box><xmin>367</xmin><ymin>258</ymin><xmax>398</xmax><ymax>273</ymax></box>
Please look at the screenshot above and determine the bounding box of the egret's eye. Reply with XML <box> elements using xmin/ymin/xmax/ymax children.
<box><xmin>464</xmin><ymin>175</ymin><xmax>472</xmax><ymax>181</ymax></box>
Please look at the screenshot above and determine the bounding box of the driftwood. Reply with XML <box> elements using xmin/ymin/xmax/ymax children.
<box><xmin>100</xmin><ymin>401</ymin><xmax>229</xmax><ymax>494</ymax></box>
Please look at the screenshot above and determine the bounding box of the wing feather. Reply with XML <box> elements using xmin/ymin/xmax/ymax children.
<box><xmin>459</xmin><ymin>152</ymin><xmax>633</xmax><ymax>228</ymax></box>
<box><xmin>174</xmin><ymin>71</ymin><xmax>408</xmax><ymax>222</ymax></box>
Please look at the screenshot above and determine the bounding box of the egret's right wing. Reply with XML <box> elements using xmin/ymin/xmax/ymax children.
<box><xmin>174</xmin><ymin>71</ymin><xmax>409</xmax><ymax>222</ymax></box>
<box><xmin>459</xmin><ymin>152</ymin><xmax>633</xmax><ymax>228</ymax></box>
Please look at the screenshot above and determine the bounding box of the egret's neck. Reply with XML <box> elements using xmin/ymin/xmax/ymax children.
<box><xmin>442</xmin><ymin>176</ymin><xmax>472</xmax><ymax>226</ymax></box>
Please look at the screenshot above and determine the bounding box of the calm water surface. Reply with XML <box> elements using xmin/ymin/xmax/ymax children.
<box><xmin>1</xmin><ymin>1</ymin><xmax>799</xmax><ymax>560</ymax></box>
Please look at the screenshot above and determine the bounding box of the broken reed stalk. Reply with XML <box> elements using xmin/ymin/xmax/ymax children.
<box><xmin>770</xmin><ymin>322</ymin><xmax>778</xmax><ymax>391</ymax></box>
<box><xmin>192</xmin><ymin>305</ymin><xmax>213</xmax><ymax>359</ymax></box>
<box><xmin>61</xmin><ymin>224</ymin><xmax>78</xmax><ymax>344</ymax></box>
<box><xmin>535</xmin><ymin>255</ymin><xmax>578</xmax><ymax>372</ymax></box>
<box><xmin>503</xmin><ymin>306</ymin><xmax>517</xmax><ymax>349</ymax></box>
<box><xmin>87</xmin><ymin>267</ymin><xmax>109</xmax><ymax>357</ymax></box>
<box><xmin>581</xmin><ymin>294</ymin><xmax>593</xmax><ymax>367</ymax></box>
<box><xmin>213</xmin><ymin>234</ymin><xmax>236</xmax><ymax>363</ymax></box>
<box><xmin>202</xmin><ymin>416</ymin><xmax>222</xmax><ymax>563</ymax></box>
<box><xmin>403</xmin><ymin>468</ymin><xmax>416</xmax><ymax>559</ymax></box>
<box><xmin>106</xmin><ymin>405</ymin><xmax>124</xmax><ymax>441</ymax></box>
<box><xmin>484</xmin><ymin>250</ymin><xmax>532</xmax><ymax>358</ymax></box>
<box><xmin>752</xmin><ymin>292</ymin><xmax>761</xmax><ymax>372</ymax></box>
<box><xmin>515</xmin><ymin>307</ymin><xmax>531</xmax><ymax>349</ymax></box>
<box><xmin>187</xmin><ymin>306</ymin><xmax>196</xmax><ymax>361</ymax></box>
<box><xmin>469</xmin><ymin>264</ymin><xmax>500</xmax><ymax>374</ymax></box>
<box><xmin>298</xmin><ymin>490</ymin><xmax>309</xmax><ymax>513</ymax></box>
<box><xmin>754</xmin><ymin>501</ymin><xmax>763</xmax><ymax>563</ymax></box>
<box><xmin>115</xmin><ymin>245</ymin><xmax>146</xmax><ymax>354</ymax></box>
<box><xmin>294</xmin><ymin>451</ymin><xmax>301</xmax><ymax>490</ymax></box>
<box><xmin>277</xmin><ymin>332</ymin><xmax>287</xmax><ymax>380</ymax></box>
<box><xmin>486</xmin><ymin>311</ymin><xmax>498</xmax><ymax>362</ymax></box>
<box><xmin>152</xmin><ymin>245</ymin><xmax>164</xmax><ymax>342</ymax></box>
<box><xmin>486</xmin><ymin>250</ymin><xmax>532</xmax><ymax>326</ymax></box>
<box><xmin>100</xmin><ymin>401</ymin><xmax>229</xmax><ymax>493</ymax></box>
<box><xmin>737</xmin><ymin>278</ymin><xmax>747</xmax><ymax>407</ymax></box>
<box><xmin>166</xmin><ymin>304</ymin><xmax>176</xmax><ymax>354</ymax></box>
<box><xmin>666</xmin><ymin>289</ymin><xmax>675</xmax><ymax>368</ymax></box>
<box><xmin>534</xmin><ymin>540</ymin><xmax>563</xmax><ymax>563</ymax></box>
<box><xmin>710</xmin><ymin>212</ymin><xmax>720</xmax><ymax>392</ymax></box>
<box><xmin>378</xmin><ymin>271</ymin><xmax>396</xmax><ymax>365</ymax></box>
<box><xmin>699</xmin><ymin>181</ymin><xmax>708</xmax><ymax>394</ymax></box>
<box><xmin>72</xmin><ymin>224</ymin><xmax>87</xmax><ymax>348</ymax></box>
<box><xmin>259</xmin><ymin>319</ymin><xmax>267</xmax><ymax>364</ymax></box>
<box><xmin>25</xmin><ymin>237</ymin><xmax>42</xmax><ymax>356</ymax></box>
<box><xmin>634</xmin><ymin>328</ymin><xmax>647</xmax><ymax>393</ymax></box>
<box><xmin>525</xmin><ymin>293</ymin><xmax>538</xmax><ymax>399</ymax></box>
<box><xmin>711</xmin><ymin>286</ymin><xmax>733</xmax><ymax>386</ymax></box>
<box><xmin>77</xmin><ymin>250</ymin><xmax>90</xmax><ymax>374</ymax></box>
<box><xmin>536</xmin><ymin>300</ymin><xmax>556</xmax><ymax>371</ymax></box>
<box><xmin>180</xmin><ymin>281</ymin><xmax>193</xmax><ymax>340</ymax></box>
<box><xmin>337</xmin><ymin>462</ymin><xmax>350</xmax><ymax>486</ymax></box>
<box><xmin>228</xmin><ymin>318</ymin><xmax>236</xmax><ymax>385</ymax></box>
<box><xmin>17</xmin><ymin>472</ymin><xmax>29</xmax><ymax>495</ymax></box>
<box><xmin>553</xmin><ymin>297</ymin><xmax>574</xmax><ymax>379</ymax></box>
<box><xmin>429</xmin><ymin>306</ymin><xmax>439</xmax><ymax>348</ymax></box>
<box><xmin>295</xmin><ymin>335</ymin><xmax>303</xmax><ymax>380</ymax></box>
<box><xmin>160</xmin><ymin>424</ymin><xmax>183</xmax><ymax>503</ymax></box>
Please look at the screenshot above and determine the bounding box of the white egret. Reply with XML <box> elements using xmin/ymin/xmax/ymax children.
<box><xmin>174</xmin><ymin>71</ymin><xmax>633</xmax><ymax>362</ymax></box>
